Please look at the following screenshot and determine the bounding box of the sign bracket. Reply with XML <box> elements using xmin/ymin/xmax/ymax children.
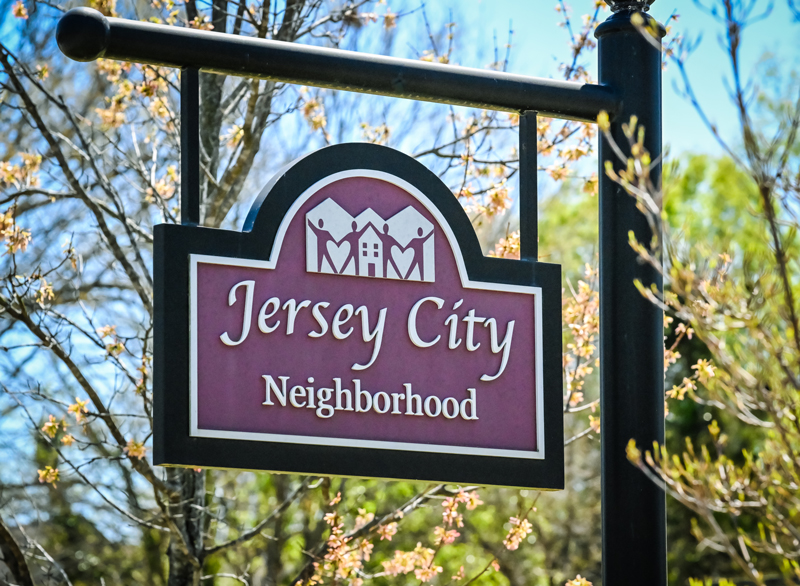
<box><xmin>55</xmin><ymin>8</ymin><xmax>620</xmax><ymax>123</ymax></box>
<box><xmin>55</xmin><ymin>5</ymin><xmax>667</xmax><ymax>583</ymax></box>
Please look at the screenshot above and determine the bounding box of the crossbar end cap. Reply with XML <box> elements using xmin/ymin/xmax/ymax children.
<box><xmin>57</xmin><ymin>7</ymin><xmax>110</xmax><ymax>62</ymax></box>
<box><xmin>604</xmin><ymin>0</ymin><xmax>655</xmax><ymax>11</ymax></box>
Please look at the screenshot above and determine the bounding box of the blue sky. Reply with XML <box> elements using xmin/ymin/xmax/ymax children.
<box><xmin>429</xmin><ymin>0</ymin><xmax>800</xmax><ymax>157</ymax></box>
<box><xmin>5</xmin><ymin>1</ymin><xmax>798</xmax><ymax>158</ymax></box>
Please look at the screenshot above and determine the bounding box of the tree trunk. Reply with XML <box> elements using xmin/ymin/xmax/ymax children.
<box><xmin>258</xmin><ymin>475</ymin><xmax>289</xmax><ymax>586</ymax></box>
<box><xmin>0</xmin><ymin>516</ymin><xmax>34</xmax><ymax>586</ymax></box>
<box><xmin>166</xmin><ymin>468</ymin><xmax>206</xmax><ymax>586</ymax></box>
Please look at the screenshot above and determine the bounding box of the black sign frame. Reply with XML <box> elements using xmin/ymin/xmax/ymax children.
<box><xmin>154</xmin><ymin>143</ymin><xmax>563</xmax><ymax>489</ymax></box>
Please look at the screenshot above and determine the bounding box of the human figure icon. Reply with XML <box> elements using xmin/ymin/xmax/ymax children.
<box><xmin>307</xmin><ymin>218</ymin><xmax>340</xmax><ymax>273</ymax></box>
<box><xmin>378</xmin><ymin>223</ymin><xmax>402</xmax><ymax>278</ymax></box>
<box><xmin>402</xmin><ymin>226</ymin><xmax>434</xmax><ymax>280</ymax></box>
<box><xmin>340</xmin><ymin>220</ymin><xmax>369</xmax><ymax>274</ymax></box>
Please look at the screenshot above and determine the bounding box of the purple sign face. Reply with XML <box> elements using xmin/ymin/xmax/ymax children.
<box><xmin>190</xmin><ymin>171</ymin><xmax>544</xmax><ymax>459</ymax></box>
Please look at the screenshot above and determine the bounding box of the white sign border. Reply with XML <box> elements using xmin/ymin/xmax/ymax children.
<box><xmin>189</xmin><ymin>170</ymin><xmax>545</xmax><ymax>460</ymax></box>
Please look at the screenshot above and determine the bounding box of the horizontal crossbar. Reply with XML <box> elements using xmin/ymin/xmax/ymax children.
<box><xmin>56</xmin><ymin>8</ymin><xmax>619</xmax><ymax>123</ymax></box>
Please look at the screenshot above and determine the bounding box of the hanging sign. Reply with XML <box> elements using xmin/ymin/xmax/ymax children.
<box><xmin>154</xmin><ymin>143</ymin><xmax>563</xmax><ymax>489</ymax></box>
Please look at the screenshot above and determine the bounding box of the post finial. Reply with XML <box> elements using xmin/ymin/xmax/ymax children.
<box><xmin>604</xmin><ymin>0</ymin><xmax>654</xmax><ymax>12</ymax></box>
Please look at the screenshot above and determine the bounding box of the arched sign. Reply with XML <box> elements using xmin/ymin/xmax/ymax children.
<box><xmin>154</xmin><ymin>143</ymin><xmax>563</xmax><ymax>489</ymax></box>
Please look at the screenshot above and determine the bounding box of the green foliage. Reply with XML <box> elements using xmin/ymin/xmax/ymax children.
<box><xmin>538</xmin><ymin>182</ymin><xmax>599</xmax><ymax>280</ymax></box>
<box><xmin>622</xmin><ymin>42</ymin><xmax>800</xmax><ymax>585</ymax></box>
<box><xmin>688</xmin><ymin>579</ymin><xmax>736</xmax><ymax>586</ymax></box>
<box><xmin>664</xmin><ymin>155</ymin><xmax>766</xmax><ymax>261</ymax></box>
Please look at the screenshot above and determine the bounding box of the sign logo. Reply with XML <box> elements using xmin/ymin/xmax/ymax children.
<box><xmin>306</xmin><ymin>199</ymin><xmax>435</xmax><ymax>281</ymax></box>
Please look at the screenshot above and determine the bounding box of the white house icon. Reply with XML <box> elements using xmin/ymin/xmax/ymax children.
<box><xmin>359</xmin><ymin>226</ymin><xmax>383</xmax><ymax>278</ymax></box>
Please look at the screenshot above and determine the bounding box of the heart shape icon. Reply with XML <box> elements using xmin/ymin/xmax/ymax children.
<box><xmin>326</xmin><ymin>240</ymin><xmax>351</xmax><ymax>273</ymax></box>
<box><xmin>391</xmin><ymin>246</ymin><xmax>415</xmax><ymax>279</ymax></box>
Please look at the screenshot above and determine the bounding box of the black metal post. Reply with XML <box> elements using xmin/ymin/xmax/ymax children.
<box><xmin>180</xmin><ymin>67</ymin><xmax>200</xmax><ymax>226</ymax></box>
<box><xmin>596</xmin><ymin>4</ymin><xmax>666</xmax><ymax>586</ymax></box>
<box><xmin>519</xmin><ymin>111</ymin><xmax>538</xmax><ymax>261</ymax></box>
